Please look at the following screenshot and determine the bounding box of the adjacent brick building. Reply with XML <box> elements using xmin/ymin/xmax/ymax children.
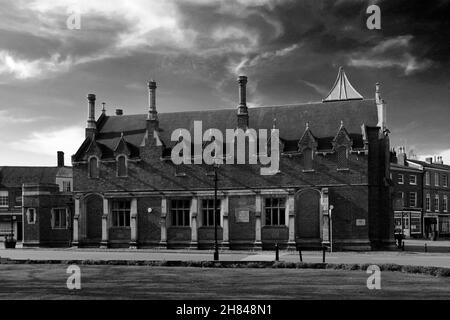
<box><xmin>0</xmin><ymin>152</ymin><xmax>73</xmax><ymax>246</ymax></box>
<box><xmin>391</xmin><ymin>149</ymin><xmax>450</xmax><ymax>239</ymax></box>
<box><xmin>391</xmin><ymin>147</ymin><xmax>423</xmax><ymax>238</ymax></box>
<box><xmin>71</xmin><ymin>68</ymin><xmax>394</xmax><ymax>250</ymax></box>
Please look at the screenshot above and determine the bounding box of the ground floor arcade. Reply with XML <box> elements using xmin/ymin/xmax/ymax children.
<box><xmin>72</xmin><ymin>187</ymin><xmax>387</xmax><ymax>250</ymax></box>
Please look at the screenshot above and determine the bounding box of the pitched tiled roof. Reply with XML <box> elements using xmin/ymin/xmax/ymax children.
<box><xmin>0</xmin><ymin>166</ymin><xmax>72</xmax><ymax>188</ymax></box>
<box><xmin>84</xmin><ymin>99</ymin><xmax>377</xmax><ymax>159</ymax></box>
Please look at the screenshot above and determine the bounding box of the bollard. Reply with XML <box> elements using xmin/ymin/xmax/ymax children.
<box><xmin>299</xmin><ymin>249</ymin><xmax>303</xmax><ymax>262</ymax></box>
<box><xmin>275</xmin><ymin>243</ymin><xmax>279</xmax><ymax>261</ymax></box>
<box><xmin>401</xmin><ymin>241</ymin><xmax>405</xmax><ymax>251</ymax></box>
<box><xmin>322</xmin><ymin>246</ymin><xmax>326</xmax><ymax>263</ymax></box>
<box><xmin>424</xmin><ymin>243</ymin><xmax>427</xmax><ymax>253</ymax></box>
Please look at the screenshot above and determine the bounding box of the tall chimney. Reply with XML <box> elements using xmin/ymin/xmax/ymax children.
<box><xmin>375</xmin><ymin>82</ymin><xmax>387</xmax><ymax>132</ymax></box>
<box><xmin>148</xmin><ymin>80</ymin><xmax>158</xmax><ymax>121</ymax></box>
<box><xmin>397</xmin><ymin>146</ymin><xmax>406</xmax><ymax>165</ymax></box>
<box><xmin>237</xmin><ymin>75</ymin><xmax>249</xmax><ymax>128</ymax></box>
<box><xmin>86</xmin><ymin>93</ymin><xmax>97</xmax><ymax>138</ymax></box>
<box><xmin>57</xmin><ymin>151</ymin><xmax>65</xmax><ymax>167</ymax></box>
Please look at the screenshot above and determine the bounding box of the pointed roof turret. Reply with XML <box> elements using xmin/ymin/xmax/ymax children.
<box><xmin>323</xmin><ymin>67</ymin><xmax>363</xmax><ymax>102</ymax></box>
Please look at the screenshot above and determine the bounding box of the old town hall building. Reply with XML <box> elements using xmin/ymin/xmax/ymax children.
<box><xmin>71</xmin><ymin>68</ymin><xmax>394</xmax><ymax>250</ymax></box>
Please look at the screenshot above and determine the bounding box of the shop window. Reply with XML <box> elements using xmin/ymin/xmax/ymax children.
<box><xmin>112</xmin><ymin>200</ymin><xmax>131</xmax><ymax>227</ymax></box>
<box><xmin>170</xmin><ymin>199</ymin><xmax>190</xmax><ymax>227</ymax></box>
<box><xmin>201</xmin><ymin>199</ymin><xmax>221</xmax><ymax>227</ymax></box>
<box><xmin>264</xmin><ymin>197</ymin><xmax>286</xmax><ymax>226</ymax></box>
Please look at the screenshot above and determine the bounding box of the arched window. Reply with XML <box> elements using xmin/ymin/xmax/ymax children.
<box><xmin>303</xmin><ymin>148</ymin><xmax>313</xmax><ymax>170</ymax></box>
<box><xmin>89</xmin><ymin>157</ymin><xmax>99</xmax><ymax>178</ymax></box>
<box><xmin>117</xmin><ymin>155</ymin><xmax>127</xmax><ymax>177</ymax></box>
<box><xmin>337</xmin><ymin>146</ymin><xmax>348</xmax><ymax>169</ymax></box>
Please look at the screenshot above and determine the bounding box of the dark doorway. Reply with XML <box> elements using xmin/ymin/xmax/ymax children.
<box><xmin>85</xmin><ymin>195</ymin><xmax>103</xmax><ymax>244</ymax></box>
<box><xmin>295</xmin><ymin>189</ymin><xmax>321</xmax><ymax>239</ymax></box>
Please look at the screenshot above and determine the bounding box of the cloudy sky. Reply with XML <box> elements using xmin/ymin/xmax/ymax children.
<box><xmin>0</xmin><ymin>0</ymin><xmax>448</xmax><ymax>166</ymax></box>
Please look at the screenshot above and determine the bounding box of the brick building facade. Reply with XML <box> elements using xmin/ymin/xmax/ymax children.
<box><xmin>391</xmin><ymin>147</ymin><xmax>423</xmax><ymax>238</ymax></box>
<box><xmin>71</xmin><ymin>68</ymin><xmax>394</xmax><ymax>250</ymax></box>
<box><xmin>391</xmin><ymin>149</ymin><xmax>450</xmax><ymax>239</ymax></box>
<box><xmin>0</xmin><ymin>152</ymin><xmax>73</xmax><ymax>246</ymax></box>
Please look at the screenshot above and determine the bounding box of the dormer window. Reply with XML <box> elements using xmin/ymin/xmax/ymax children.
<box><xmin>117</xmin><ymin>155</ymin><xmax>127</xmax><ymax>177</ymax></box>
<box><xmin>88</xmin><ymin>157</ymin><xmax>99</xmax><ymax>178</ymax></box>
<box><xmin>303</xmin><ymin>148</ymin><xmax>313</xmax><ymax>171</ymax></box>
<box><xmin>337</xmin><ymin>146</ymin><xmax>348</xmax><ymax>170</ymax></box>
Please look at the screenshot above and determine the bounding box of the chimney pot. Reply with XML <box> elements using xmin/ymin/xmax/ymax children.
<box><xmin>425</xmin><ymin>157</ymin><xmax>433</xmax><ymax>164</ymax></box>
<box><xmin>57</xmin><ymin>151</ymin><xmax>64</xmax><ymax>167</ymax></box>
<box><xmin>115</xmin><ymin>109</ymin><xmax>123</xmax><ymax>116</ymax></box>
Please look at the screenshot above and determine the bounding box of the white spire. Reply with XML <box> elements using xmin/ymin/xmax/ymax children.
<box><xmin>323</xmin><ymin>67</ymin><xmax>363</xmax><ymax>102</ymax></box>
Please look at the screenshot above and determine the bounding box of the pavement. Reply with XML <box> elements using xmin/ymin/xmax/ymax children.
<box><xmin>0</xmin><ymin>246</ymin><xmax>449</xmax><ymax>268</ymax></box>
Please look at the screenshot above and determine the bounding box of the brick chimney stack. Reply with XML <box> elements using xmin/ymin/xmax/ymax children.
<box><xmin>237</xmin><ymin>75</ymin><xmax>249</xmax><ymax>129</ymax></box>
<box><xmin>57</xmin><ymin>151</ymin><xmax>64</xmax><ymax>167</ymax></box>
<box><xmin>397</xmin><ymin>146</ymin><xmax>406</xmax><ymax>165</ymax></box>
<box><xmin>86</xmin><ymin>93</ymin><xmax>97</xmax><ymax>138</ymax></box>
<box><xmin>148</xmin><ymin>80</ymin><xmax>158</xmax><ymax>121</ymax></box>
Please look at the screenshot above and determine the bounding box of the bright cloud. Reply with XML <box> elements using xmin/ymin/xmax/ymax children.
<box><xmin>348</xmin><ymin>36</ymin><xmax>432</xmax><ymax>75</ymax></box>
<box><xmin>0</xmin><ymin>51</ymin><xmax>71</xmax><ymax>79</ymax></box>
<box><xmin>8</xmin><ymin>126</ymin><xmax>85</xmax><ymax>158</ymax></box>
<box><xmin>0</xmin><ymin>110</ymin><xmax>52</xmax><ymax>124</ymax></box>
<box><xmin>420</xmin><ymin>150</ymin><xmax>450</xmax><ymax>165</ymax></box>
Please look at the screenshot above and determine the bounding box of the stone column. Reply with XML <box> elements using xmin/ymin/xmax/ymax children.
<box><xmin>287</xmin><ymin>194</ymin><xmax>296</xmax><ymax>250</ymax></box>
<box><xmin>222</xmin><ymin>196</ymin><xmax>230</xmax><ymax>249</ymax></box>
<box><xmin>130</xmin><ymin>198</ymin><xmax>138</xmax><ymax>249</ymax></box>
<box><xmin>160</xmin><ymin>197</ymin><xmax>168</xmax><ymax>248</ymax></box>
<box><xmin>190</xmin><ymin>197</ymin><xmax>198</xmax><ymax>249</ymax></box>
<box><xmin>254</xmin><ymin>194</ymin><xmax>262</xmax><ymax>249</ymax></box>
<box><xmin>72</xmin><ymin>197</ymin><xmax>81</xmax><ymax>247</ymax></box>
<box><xmin>100</xmin><ymin>198</ymin><xmax>109</xmax><ymax>249</ymax></box>
<box><xmin>321</xmin><ymin>188</ymin><xmax>330</xmax><ymax>246</ymax></box>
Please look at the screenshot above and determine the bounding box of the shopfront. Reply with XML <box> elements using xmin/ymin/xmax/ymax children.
<box><xmin>394</xmin><ymin>211</ymin><xmax>422</xmax><ymax>238</ymax></box>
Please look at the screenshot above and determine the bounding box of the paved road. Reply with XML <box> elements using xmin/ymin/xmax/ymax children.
<box><xmin>1</xmin><ymin>248</ymin><xmax>449</xmax><ymax>267</ymax></box>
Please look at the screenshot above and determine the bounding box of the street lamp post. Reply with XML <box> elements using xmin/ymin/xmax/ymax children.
<box><xmin>213</xmin><ymin>164</ymin><xmax>219</xmax><ymax>261</ymax></box>
<box><xmin>329</xmin><ymin>205</ymin><xmax>334</xmax><ymax>253</ymax></box>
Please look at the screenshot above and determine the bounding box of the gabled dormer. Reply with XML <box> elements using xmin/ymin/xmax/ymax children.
<box><xmin>83</xmin><ymin>136</ymin><xmax>103</xmax><ymax>161</ymax></box>
<box><xmin>298</xmin><ymin>123</ymin><xmax>317</xmax><ymax>172</ymax></box>
<box><xmin>332</xmin><ymin>121</ymin><xmax>353</xmax><ymax>170</ymax></box>
<box><xmin>298</xmin><ymin>123</ymin><xmax>318</xmax><ymax>153</ymax></box>
<box><xmin>332</xmin><ymin>121</ymin><xmax>353</xmax><ymax>150</ymax></box>
<box><xmin>114</xmin><ymin>133</ymin><xmax>131</xmax><ymax>157</ymax></box>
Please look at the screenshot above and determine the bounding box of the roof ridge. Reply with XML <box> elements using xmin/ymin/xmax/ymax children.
<box><xmin>103</xmin><ymin>99</ymin><xmax>376</xmax><ymax>118</ymax></box>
